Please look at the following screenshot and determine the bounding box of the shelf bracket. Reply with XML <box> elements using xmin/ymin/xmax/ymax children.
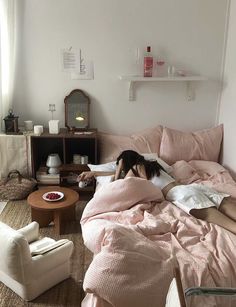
<box><xmin>186</xmin><ymin>81</ymin><xmax>195</xmax><ymax>102</ymax></box>
<box><xmin>128</xmin><ymin>81</ymin><xmax>135</xmax><ymax>101</ymax></box>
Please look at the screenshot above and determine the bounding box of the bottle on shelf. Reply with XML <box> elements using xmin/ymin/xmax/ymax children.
<box><xmin>143</xmin><ymin>46</ymin><xmax>153</xmax><ymax>77</ymax></box>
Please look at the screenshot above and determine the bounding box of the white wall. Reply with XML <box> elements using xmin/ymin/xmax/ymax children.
<box><xmin>14</xmin><ymin>0</ymin><xmax>228</xmax><ymax>134</ymax></box>
<box><xmin>219</xmin><ymin>0</ymin><xmax>236</xmax><ymax>177</ymax></box>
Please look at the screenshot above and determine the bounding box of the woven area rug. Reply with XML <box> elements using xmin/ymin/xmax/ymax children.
<box><xmin>0</xmin><ymin>199</ymin><xmax>93</xmax><ymax>307</ymax></box>
<box><xmin>0</xmin><ymin>201</ymin><xmax>7</xmax><ymax>214</ymax></box>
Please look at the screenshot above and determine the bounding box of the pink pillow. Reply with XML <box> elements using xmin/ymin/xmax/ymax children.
<box><xmin>98</xmin><ymin>133</ymin><xmax>133</xmax><ymax>163</ymax></box>
<box><xmin>159</xmin><ymin>125</ymin><xmax>223</xmax><ymax>165</ymax></box>
<box><xmin>98</xmin><ymin>126</ymin><xmax>163</xmax><ymax>163</ymax></box>
<box><xmin>131</xmin><ymin>126</ymin><xmax>163</xmax><ymax>154</ymax></box>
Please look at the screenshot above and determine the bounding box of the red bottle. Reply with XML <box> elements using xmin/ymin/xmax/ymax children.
<box><xmin>143</xmin><ymin>46</ymin><xmax>153</xmax><ymax>77</ymax></box>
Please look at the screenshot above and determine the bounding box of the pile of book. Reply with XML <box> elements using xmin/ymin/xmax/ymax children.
<box><xmin>36</xmin><ymin>166</ymin><xmax>60</xmax><ymax>185</ymax></box>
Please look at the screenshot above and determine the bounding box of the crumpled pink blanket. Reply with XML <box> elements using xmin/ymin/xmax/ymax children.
<box><xmin>81</xmin><ymin>162</ymin><xmax>236</xmax><ymax>307</ymax></box>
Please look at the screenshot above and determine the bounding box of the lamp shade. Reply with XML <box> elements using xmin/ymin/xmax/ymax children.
<box><xmin>46</xmin><ymin>154</ymin><xmax>62</xmax><ymax>174</ymax></box>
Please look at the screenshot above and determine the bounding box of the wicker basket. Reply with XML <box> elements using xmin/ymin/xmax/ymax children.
<box><xmin>0</xmin><ymin>170</ymin><xmax>37</xmax><ymax>201</ymax></box>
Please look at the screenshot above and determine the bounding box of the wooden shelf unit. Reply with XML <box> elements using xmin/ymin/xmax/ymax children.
<box><xmin>30</xmin><ymin>129</ymin><xmax>97</xmax><ymax>196</ymax></box>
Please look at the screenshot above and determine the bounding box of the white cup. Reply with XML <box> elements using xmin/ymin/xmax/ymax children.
<box><xmin>34</xmin><ymin>125</ymin><xmax>44</xmax><ymax>136</ymax></box>
<box><xmin>24</xmin><ymin>120</ymin><xmax>33</xmax><ymax>131</ymax></box>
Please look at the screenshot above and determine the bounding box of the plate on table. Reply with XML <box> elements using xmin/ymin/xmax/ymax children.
<box><xmin>42</xmin><ymin>191</ymin><xmax>64</xmax><ymax>202</ymax></box>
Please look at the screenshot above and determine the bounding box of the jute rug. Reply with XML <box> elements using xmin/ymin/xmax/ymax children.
<box><xmin>0</xmin><ymin>201</ymin><xmax>7</xmax><ymax>214</ymax></box>
<box><xmin>0</xmin><ymin>199</ymin><xmax>93</xmax><ymax>307</ymax></box>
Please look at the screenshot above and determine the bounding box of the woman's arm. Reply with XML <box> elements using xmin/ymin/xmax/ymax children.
<box><xmin>114</xmin><ymin>159</ymin><xmax>124</xmax><ymax>180</ymax></box>
<box><xmin>77</xmin><ymin>170</ymin><xmax>115</xmax><ymax>182</ymax></box>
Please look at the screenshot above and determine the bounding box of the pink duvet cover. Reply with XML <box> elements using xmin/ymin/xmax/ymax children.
<box><xmin>81</xmin><ymin>160</ymin><xmax>236</xmax><ymax>307</ymax></box>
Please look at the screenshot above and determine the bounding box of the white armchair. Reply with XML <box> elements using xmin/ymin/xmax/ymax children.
<box><xmin>0</xmin><ymin>221</ymin><xmax>74</xmax><ymax>301</ymax></box>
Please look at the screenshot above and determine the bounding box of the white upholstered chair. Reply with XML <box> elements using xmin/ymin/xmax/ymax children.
<box><xmin>0</xmin><ymin>221</ymin><xmax>74</xmax><ymax>301</ymax></box>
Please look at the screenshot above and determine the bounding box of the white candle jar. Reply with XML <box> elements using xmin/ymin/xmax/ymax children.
<box><xmin>24</xmin><ymin>120</ymin><xmax>33</xmax><ymax>131</ymax></box>
<box><xmin>34</xmin><ymin>125</ymin><xmax>44</xmax><ymax>136</ymax></box>
<box><xmin>49</xmin><ymin>120</ymin><xmax>60</xmax><ymax>134</ymax></box>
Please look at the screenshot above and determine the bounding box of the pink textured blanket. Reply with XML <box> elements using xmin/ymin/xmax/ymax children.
<box><xmin>81</xmin><ymin>162</ymin><xmax>236</xmax><ymax>307</ymax></box>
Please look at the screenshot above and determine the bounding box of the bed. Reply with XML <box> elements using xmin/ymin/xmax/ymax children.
<box><xmin>80</xmin><ymin>124</ymin><xmax>236</xmax><ymax>307</ymax></box>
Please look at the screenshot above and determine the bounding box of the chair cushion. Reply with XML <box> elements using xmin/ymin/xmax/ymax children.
<box><xmin>0</xmin><ymin>222</ymin><xmax>31</xmax><ymax>282</ymax></box>
<box><xmin>17</xmin><ymin>222</ymin><xmax>39</xmax><ymax>243</ymax></box>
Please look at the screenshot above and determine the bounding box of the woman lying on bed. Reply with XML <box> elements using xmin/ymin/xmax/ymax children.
<box><xmin>78</xmin><ymin>150</ymin><xmax>236</xmax><ymax>235</ymax></box>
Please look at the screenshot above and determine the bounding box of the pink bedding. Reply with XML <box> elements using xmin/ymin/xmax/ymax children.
<box><xmin>81</xmin><ymin>161</ymin><xmax>236</xmax><ymax>307</ymax></box>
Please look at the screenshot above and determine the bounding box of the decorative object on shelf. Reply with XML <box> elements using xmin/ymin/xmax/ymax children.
<box><xmin>24</xmin><ymin>120</ymin><xmax>33</xmax><ymax>131</ymax></box>
<box><xmin>80</xmin><ymin>155</ymin><xmax>88</xmax><ymax>164</ymax></box>
<box><xmin>176</xmin><ymin>70</ymin><xmax>186</xmax><ymax>77</ymax></box>
<box><xmin>155</xmin><ymin>57</ymin><xmax>166</xmax><ymax>77</ymax></box>
<box><xmin>46</xmin><ymin>154</ymin><xmax>62</xmax><ymax>175</ymax></box>
<box><xmin>167</xmin><ymin>65</ymin><xmax>176</xmax><ymax>77</ymax></box>
<box><xmin>34</xmin><ymin>125</ymin><xmax>44</xmax><ymax>136</ymax></box>
<box><xmin>48</xmin><ymin>104</ymin><xmax>56</xmax><ymax>119</ymax></box>
<box><xmin>3</xmin><ymin>109</ymin><xmax>19</xmax><ymax>134</ymax></box>
<box><xmin>64</xmin><ymin>89</ymin><xmax>90</xmax><ymax>131</ymax></box>
<box><xmin>73</xmin><ymin>154</ymin><xmax>81</xmax><ymax>164</ymax></box>
<box><xmin>156</xmin><ymin>58</ymin><xmax>165</xmax><ymax>66</ymax></box>
<box><xmin>48</xmin><ymin>104</ymin><xmax>60</xmax><ymax>134</ymax></box>
<box><xmin>143</xmin><ymin>46</ymin><xmax>153</xmax><ymax>77</ymax></box>
<box><xmin>49</xmin><ymin>120</ymin><xmax>60</xmax><ymax>134</ymax></box>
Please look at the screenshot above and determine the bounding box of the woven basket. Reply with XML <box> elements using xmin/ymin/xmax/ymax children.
<box><xmin>0</xmin><ymin>170</ymin><xmax>37</xmax><ymax>201</ymax></box>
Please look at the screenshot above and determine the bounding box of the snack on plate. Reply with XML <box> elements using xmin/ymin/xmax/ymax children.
<box><xmin>46</xmin><ymin>192</ymin><xmax>61</xmax><ymax>200</ymax></box>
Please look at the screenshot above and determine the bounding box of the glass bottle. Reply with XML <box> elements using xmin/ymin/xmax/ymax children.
<box><xmin>143</xmin><ymin>46</ymin><xmax>153</xmax><ymax>77</ymax></box>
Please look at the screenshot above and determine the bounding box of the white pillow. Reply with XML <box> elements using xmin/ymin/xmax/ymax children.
<box><xmin>87</xmin><ymin>161</ymin><xmax>116</xmax><ymax>185</ymax></box>
<box><xmin>88</xmin><ymin>161</ymin><xmax>117</xmax><ymax>172</ymax></box>
<box><xmin>88</xmin><ymin>154</ymin><xmax>172</xmax><ymax>186</ymax></box>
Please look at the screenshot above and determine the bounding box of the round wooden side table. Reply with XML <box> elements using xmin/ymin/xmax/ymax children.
<box><xmin>27</xmin><ymin>187</ymin><xmax>79</xmax><ymax>235</ymax></box>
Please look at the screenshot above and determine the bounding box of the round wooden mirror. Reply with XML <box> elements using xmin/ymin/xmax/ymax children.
<box><xmin>64</xmin><ymin>89</ymin><xmax>90</xmax><ymax>131</ymax></box>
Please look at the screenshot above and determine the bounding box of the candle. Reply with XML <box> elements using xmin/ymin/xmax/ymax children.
<box><xmin>24</xmin><ymin>120</ymin><xmax>33</xmax><ymax>131</ymax></box>
<box><xmin>34</xmin><ymin>125</ymin><xmax>44</xmax><ymax>136</ymax></box>
<box><xmin>49</xmin><ymin>120</ymin><xmax>59</xmax><ymax>134</ymax></box>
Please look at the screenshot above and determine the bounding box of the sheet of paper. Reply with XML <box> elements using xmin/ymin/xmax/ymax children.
<box><xmin>61</xmin><ymin>48</ymin><xmax>94</xmax><ymax>79</ymax></box>
<box><xmin>61</xmin><ymin>49</ymin><xmax>80</xmax><ymax>72</ymax></box>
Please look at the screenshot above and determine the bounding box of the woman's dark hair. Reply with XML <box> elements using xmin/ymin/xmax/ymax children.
<box><xmin>116</xmin><ymin>150</ymin><xmax>165</xmax><ymax>179</ymax></box>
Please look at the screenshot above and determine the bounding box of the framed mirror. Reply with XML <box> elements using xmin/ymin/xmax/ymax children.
<box><xmin>64</xmin><ymin>89</ymin><xmax>90</xmax><ymax>131</ymax></box>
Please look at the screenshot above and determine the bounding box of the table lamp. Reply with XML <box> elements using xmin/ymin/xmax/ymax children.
<box><xmin>46</xmin><ymin>154</ymin><xmax>62</xmax><ymax>174</ymax></box>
